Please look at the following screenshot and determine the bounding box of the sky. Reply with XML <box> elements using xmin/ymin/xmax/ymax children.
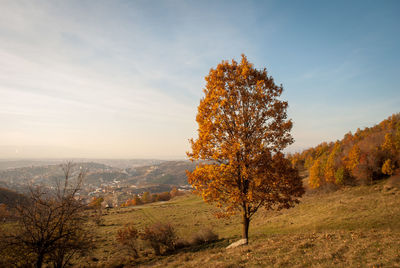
<box><xmin>0</xmin><ymin>0</ymin><xmax>399</xmax><ymax>159</ymax></box>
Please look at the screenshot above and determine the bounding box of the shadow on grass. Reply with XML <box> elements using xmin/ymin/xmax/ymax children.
<box><xmin>126</xmin><ymin>238</ymin><xmax>231</xmax><ymax>267</ymax></box>
<box><xmin>177</xmin><ymin>237</ymin><xmax>231</xmax><ymax>253</ymax></box>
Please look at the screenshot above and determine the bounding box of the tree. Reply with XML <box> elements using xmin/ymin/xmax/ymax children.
<box><xmin>324</xmin><ymin>142</ymin><xmax>342</xmax><ymax>183</ymax></box>
<box><xmin>142</xmin><ymin>191</ymin><xmax>152</xmax><ymax>203</ymax></box>
<box><xmin>309</xmin><ymin>158</ymin><xmax>324</xmax><ymax>188</ymax></box>
<box><xmin>88</xmin><ymin>196</ymin><xmax>104</xmax><ymax>208</ymax></box>
<box><xmin>0</xmin><ymin>162</ymin><xmax>92</xmax><ymax>268</ymax></box>
<box><xmin>187</xmin><ymin>55</ymin><xmax>304</xmax><ymax>242</ymax></box>
<box><xmin>88</xmin><ymin>196</ymin><xmax>104</xmax><ymax>225</ymax></box>
<box><xmin>382</xmin><ymin>159</ymin><xmax>395</xmax><ymax>175</ymax></box>
<box><xmin>170</xmin><ymin>187</ymin><xmax>180</xmax><ymax>198</ymax></box>
<box><xmin>133</xmin><ymin>195</ymin><xmax>142</xmax><ymax>205</ymax></box>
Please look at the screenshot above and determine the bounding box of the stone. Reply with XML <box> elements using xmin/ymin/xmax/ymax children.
<box><xmin>226</xmin><ymin>238</ymin><xmax>248</xmax><ymax>249</ymax></box>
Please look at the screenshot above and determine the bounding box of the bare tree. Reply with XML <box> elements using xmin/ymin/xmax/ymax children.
<box><xmin>0</xmin><ymin>162</ymin><xmax>93</xmax><ymax>268</ymax></box>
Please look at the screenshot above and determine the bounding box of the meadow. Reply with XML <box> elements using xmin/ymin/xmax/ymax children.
<box><xmin>85</xmin><ymin>177</ymin><xmax>400</xmax><ymax>267</ymax></box>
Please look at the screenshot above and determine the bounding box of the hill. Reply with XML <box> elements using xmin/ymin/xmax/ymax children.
<box><xmin>0</xmin><ymin>159</ymin><xmax>164</xmax><ymax>170</ymax></box>
<box><xmin>289</xmin><ymin>113</ymin><xmax>400</xmax><ymax>188</ymax></box>
<box><xmin>0</xmin><ymin>159</ymin><xmax>64</xmax><ymax>170</ymax></box>
<box><xmin>0</xmin><ymin>162</ymin><xmax>116</xmax><ymax>190</ymax></box>
<box><xmin>0</xmin><ymin>160</ymin><xmax>195</xmax><ymax>191</ymax></box>
<box><xmin>80</xmin><ymin>179</ymin><xmax>399</xmax><ymax>267</ymax></box>
<box><xmin>0</xmin><ymin>187</ymin><xmax>26</xmax><ymax>208</ymax></box>
<box><xmin>126</xmin><ymin>161</ymin><xmax>196</xmax><ymax>186</ymax></box>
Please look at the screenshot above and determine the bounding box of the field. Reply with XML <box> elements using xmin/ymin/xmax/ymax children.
<box><xmin>84</xmin><ymin>178</ymin><xmax>400</xmax><ymax>267</ymax></box>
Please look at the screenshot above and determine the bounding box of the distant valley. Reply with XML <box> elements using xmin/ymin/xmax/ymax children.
<box><xmin>0</xmin><ymin>159</ymin><xmax>196</xmax><ymax>207</ymax></box>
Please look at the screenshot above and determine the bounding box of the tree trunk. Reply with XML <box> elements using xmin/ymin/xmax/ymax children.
<box><xmin>242</xmin><ymin>212</ymin><xmax>250</xmax><ymax>243</ymax></box>
<box><xmin>36</xmin><ymin>253</ymin><xmax>44</xmax><ymax>268</ymax></box>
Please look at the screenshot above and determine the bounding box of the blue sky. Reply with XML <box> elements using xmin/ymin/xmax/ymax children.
<box><xmin>0</xmin><ymin>0</ymin><xmax>399</xmax><ymax>159</ymax></box>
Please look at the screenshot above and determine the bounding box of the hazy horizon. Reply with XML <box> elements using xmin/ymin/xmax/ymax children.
<box><xmin>1</xmin><ymin>0</ymin><xmax>399</xmax><ymax>159</ymax></box>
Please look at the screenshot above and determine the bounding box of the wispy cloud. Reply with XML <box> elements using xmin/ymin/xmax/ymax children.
<box><xmin>0</xmin><ymin>0</ymin><xmax>399</xmax><ymax>158</ymax></box>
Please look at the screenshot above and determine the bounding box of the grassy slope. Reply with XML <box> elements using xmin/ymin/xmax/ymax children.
<box><xmin>87</xmin><ymin>179</ymin><xmax>400</xmax><ymax>267</ymax></box>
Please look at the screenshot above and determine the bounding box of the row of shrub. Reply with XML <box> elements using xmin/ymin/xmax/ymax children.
<box><xmin>116</xmin><ymin>222</ymin><xmax>218</xmax><ymax>258</ymax></box>
<box><xmin>120</xmin><ymin>187</ymin><xmax>184</xmax><ymax>207</ymax></box>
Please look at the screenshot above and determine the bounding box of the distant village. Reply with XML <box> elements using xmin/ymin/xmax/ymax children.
<box><xmin>0</xmin><ymin>161</ymin><xmax>195</xmax><ymax>208</ymax></box>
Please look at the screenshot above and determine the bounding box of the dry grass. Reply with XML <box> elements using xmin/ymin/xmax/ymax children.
<box><xmin>61</xmin><ymin>179</ymin><xmax>400</xmax><ymax>266</ymax></box>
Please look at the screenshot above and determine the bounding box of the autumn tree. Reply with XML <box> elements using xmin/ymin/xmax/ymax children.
<box><xmin>170</xmin><ymin>187</ymin><xmax>181</xmax><ymax>198</ymax></box>
<box><xmin>324</xmin><ymin>142</ymin><xmax>341</xmax><ymax>183</ymax></box>
<box><xmin>187</xmin><ymin>55</ymin><xmax>304</xmax><ymax>242</ymax></box>
<box><xmin>382</xmin><ymin>159</ymin><xmax>395</xmax><ymax>175</ymax></box>
<box><xmin>142</xmin><ymin>191</ymin><xmax>152</xmax><ymax>203</ymax></box>
<box><xmin>309</xmin><ymin>158</ymin><xmax>324</xmax><ymax>188</ymax></box>
<box><xmin>289</xmin><ymin>113</ymin><xmax>400</xmax><ymax>188</ymax></box>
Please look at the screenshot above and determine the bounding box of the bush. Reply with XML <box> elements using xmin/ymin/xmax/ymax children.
<box><xmin>0</xmin><ymin>204</ymin><xmax>9</xmax><ymax>222</ymax></box>
<box><xmin>189</xmin><ymin>228</ymin><xmax>218</xmax><ymax>246</ymax></box>
<box><xmin>141</xmin><ymin>222</ymin><xmax>176</xmax><ymax>255</ymax></box>
<box><xmin>157</xmin><ymin>192</ymin><xmax>172</xmax><ymax>202</ymax></box>
<box><xmin>174</xmin><ymin>238</ymin><xmax>190</xmax><ymax>249</ymax></box>
<box><xmin>170</xmin><ymin>187</ymin><xmax>184</xmax><ymax>198</ymax></box>
<box><xmin>116</xmin><ymin>224</ymin><xmax>140</xmax><ymax>258</ymax></box>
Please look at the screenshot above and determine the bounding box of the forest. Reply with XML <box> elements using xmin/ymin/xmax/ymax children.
<box><xmin>288</xmin><ymin>113</ymin><xmax>400</xmax><ymax>188</ymax></box>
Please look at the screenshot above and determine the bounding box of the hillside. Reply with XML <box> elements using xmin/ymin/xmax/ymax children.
<box><xmin>289</xmin><ymin>113</ymin><xmax>400</xmax><ymax>188</ymax></box>
<box><xmin>0</xmin><ymin>160</ymin><xmax>194</xmax><ymax>191</ymax></box>
<box><xmin>0</xmin><ymin>159</ymin><xmax>164</xmax><ymax>171</ymax></box>
<box><xmin>0</xmin><ymin>162</ymin><xmax>116</xmax><ymax>191</ymax></box>
<box><xmin>0</xmin><ymin>159</ymin><xmax>64</xmax><ymax>170</ymax></box>
<box><xmin>0</xmin><ymin>187</ymin><xmax>26</xmax><ymax>208</ymax></box>
<box><xmin>80</xmin><ymin>179</ymin><xmax>400</xmax><ymax>267</ymax></box>
<box><xmin>126</xmin><ymin>161</ymin><xmax>196</xmax><ymax>186</ymax></box>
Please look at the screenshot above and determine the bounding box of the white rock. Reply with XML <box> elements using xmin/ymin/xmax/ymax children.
<box><xmin>226</xmin><ymin>238</ymin><xmax>248</xmax><ymax>249</ymax></box>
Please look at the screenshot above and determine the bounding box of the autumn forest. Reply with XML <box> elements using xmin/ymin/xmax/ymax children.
<box><xmin>289</xmin><ymin>113</ymin><xmax>400</xmax><ymax>188</ymax></box>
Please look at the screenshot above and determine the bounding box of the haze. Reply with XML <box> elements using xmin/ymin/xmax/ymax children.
<box><xmin>1</xmin><ymin>0</ymin><xmax>399</xmax><ymax>159</ymax></box>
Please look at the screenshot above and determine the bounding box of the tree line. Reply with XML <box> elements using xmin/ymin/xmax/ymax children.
<box><xmin>288</xmin><ymin>113</ymin><xmax>400</xmax><ymax>188</ymax></box>
<box><xmin>119</xmin><ymin>187</ymin><xmax>183</xmax><ymax>207</ymax></box>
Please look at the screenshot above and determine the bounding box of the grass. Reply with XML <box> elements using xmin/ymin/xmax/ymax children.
<box><xmin>81</xmin><ymin>178</ymin><xmax>400</xmax><ymax>267</ymax></box>
<box><xmin>2</xmin><ymin>178</ymin><xmax>388</xmax><ymax>267</ymax></box>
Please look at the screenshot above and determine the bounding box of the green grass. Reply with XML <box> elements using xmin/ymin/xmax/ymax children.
<box><xmin>83</xmin><ymin>180</ymin><xmax>400</xmax><ymax>267</ymax></box>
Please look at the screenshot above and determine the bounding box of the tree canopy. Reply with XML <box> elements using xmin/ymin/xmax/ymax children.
<box><xmin>289</xmin><ymin>113</ymin><xmax>400</xmax><ymax>188</ymax></box>
<box><xmin>187</xmin><ymin>55</ymin><xmax>304</xmax><ymax>242</ymax></box>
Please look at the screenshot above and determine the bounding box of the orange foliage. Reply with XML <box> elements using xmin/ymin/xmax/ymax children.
<box><xmin>170</xmin><ymin>187</ymin><xmax>182</xmax><ymax>198</ymax></box>
<box><xmin>382</xmin><ymin>159</ymin><xmax>395</xmax><ymax>175</ymax></box>
<box><xmin>121</xmin><ymin>195</ymin><xmax>142</xmax><ymax>207</ymax></box>
<box><xmin>309</xmin><ymin>159</ymin><xmax>324</xmax><ymax>189</ymax></box>
<box><xmin>292</xmin><ymin>113</ymin><xmax>400</xmax><ymax>187</ymax></box>
<box><xmin>187</xmin><ymin>55</ymin><xmax>304</xmax><ymax>241</ymax></box>
<box><xmin>88</xmin><ymin>197</ymin><xmax>103</xmax><ymax>209</ymax></box>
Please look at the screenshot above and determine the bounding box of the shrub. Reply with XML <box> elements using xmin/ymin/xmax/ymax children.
<box><xmin>88</xmin><ymin>197</ymin><xmax>104</xmax><ymax>208</ymax></box>
<box><xmin>142</xmin><ymin>192</ymin><xmax>152</xmax><ymax>203</ymax></box>
<box><xmin>189</xmin><ymin>228</ymin><xmax>218</xmax><ymax>246</ymax></box>
<box><xmin>170</xmin><ymin>187</ymin><xmax>183</xmax><ymax>198</ymax></box>
<box><xmin>141</xmin><ymin>222</ymin><xmax>176</xmax><ymax>255</ymax></box>
<box><xmin>116</xmin><ymin>224</ymin><xmax>139</xmax><ymax>258</ymax></box>
<box><xmin>157</xmin><ymin>192</ymin><xmax>172</xmax><ymax>202</ymax></box>
<box><xmin>0</xmin><ymin>204</ymin><xmax>9</xmax><ymax>222</ymax></box>
<box><xmin>174</xmin><ymin>238</ymin><xmax>190</xmax><ymax>249</ymax></box>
